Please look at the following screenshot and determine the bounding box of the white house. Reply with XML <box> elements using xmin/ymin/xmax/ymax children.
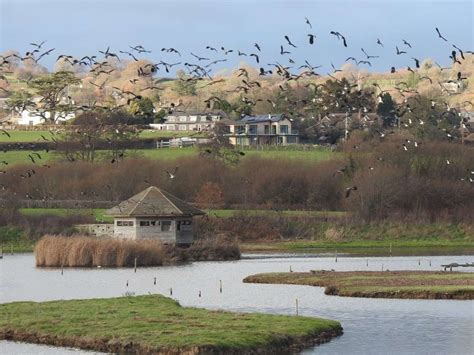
<box><xmin>16</xmin><ymin>109</ymin><xmax>75</xmax><ymax>126</ymax></box>
<box><xmin>225</xmin><ymin>114</ymin><xmax>299</xmax><ymax>146</ymax></box>
<box><xmin>106</xmin><ymin>186</ymin><xmax>206</xmax><ymax>246</ymax></box>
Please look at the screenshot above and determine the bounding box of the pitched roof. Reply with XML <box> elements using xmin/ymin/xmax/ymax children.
<box><xmin>166</xmin><ymin>110</ymin><xmax>226</xmax><ymax>117</ymax></box>
<box><xmin>238</xmin><ymin>114</ymin><xmax>286</xmax><ymax>123</ymax></box>
<box><xmin>106</xmin><ymin>186</ymin><xmax>205</xmax><ymax>217</ymax></box>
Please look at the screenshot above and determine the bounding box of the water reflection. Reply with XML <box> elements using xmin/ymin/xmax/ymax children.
<box><xmin>0</xmin><ymin>254</ymin><xmax>473</xmax><ymax>354</ymax></box>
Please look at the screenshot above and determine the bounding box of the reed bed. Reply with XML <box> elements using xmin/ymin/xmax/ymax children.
<box><xmin>35</xmin><ymin>235</ymin><xmax>239</xmax><ymax>267</ymax></box>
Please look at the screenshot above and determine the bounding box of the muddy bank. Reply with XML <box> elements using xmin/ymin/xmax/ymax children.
<box><xmin>1</xmin><ymin>327</ymin><xmax>343</xmax><ymax>354</ymax></box>
<box><xmin>244</xmin><ymin>271</ymin><xmax>474</xmax><ymax>300</ymax></box>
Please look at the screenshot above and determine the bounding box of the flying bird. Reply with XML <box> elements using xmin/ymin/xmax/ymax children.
<box><xmin>165</xmin><ymin>167</ymin><xmax>179</xmax><ymax>179</ymax></box>
<box><xmin>330</xmin><ymin>31</ymin><xmax>347</xmax><ymax>47</ymax></box>
<box><xmin>284</xmin><ymin>35</ymin><xmax>297</xmax><ymax>48</ymax></box>
<box><xmin>435</xmin><ymin>27</ymin><xmax>448</xmax><ymax>41</ymax></box>
<box><xmin>345</xmin><ymin>186</ymin><xmax>357</xmax><ymax>198</ymax></box>
<box><xmin>396</xmin><ymin>46</ymin><xmax>407</xmax><ymax>55</ymax></box>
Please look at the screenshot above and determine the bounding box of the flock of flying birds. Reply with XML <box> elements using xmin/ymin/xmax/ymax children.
<box><xmin>0</xmin><ymin>19</ymin><xmax>473</xmax><ymax>202</ymax></box>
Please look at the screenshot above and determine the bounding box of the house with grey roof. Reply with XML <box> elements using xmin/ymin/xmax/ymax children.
<box><xmin>224</xmin><ymin>114</ymin><xmax>299</xmax><ymax>146</ymax></box>
<box><xmin>156</xmin><ymin>111</ymin><xmax>226</xmax><ymax>132</ymax></box>
<box><xmin>106</xmin><ymin>186</ymin><xmax>205</xmax><ymax>245</ymax></box>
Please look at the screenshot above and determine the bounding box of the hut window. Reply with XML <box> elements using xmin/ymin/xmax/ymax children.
<box><xmin>161</xmin><ymin>221</ymin><xmax>171</xmax><ymax>232</ymax></box>
<box><xmin>117</xmin><ymin>221</ymin><xmax>133</xmax><ymax>227</ymax></box>
<box><xmin>177</xmin><ymin>221</ymin><xmax>181</xmax><ymax>231</ymax></box>
<box><xmin>140</xmin><ymin>221</ymin><xmax>150</xmax><ymax>227</ymax></box>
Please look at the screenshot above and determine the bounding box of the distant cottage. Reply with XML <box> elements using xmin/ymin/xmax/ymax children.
<box><xmin>106</xmin><ymin>186</ymin><xmax>205</xmax><ymax>246</ymax></box>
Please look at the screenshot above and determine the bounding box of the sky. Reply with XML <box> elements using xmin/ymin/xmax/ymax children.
<box><xmin>0</xmin><ymin>0</ymin><xmax>472</xmax><ymax>75</ymax></box>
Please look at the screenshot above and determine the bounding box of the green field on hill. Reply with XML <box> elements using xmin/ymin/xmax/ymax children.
<box><xmin>19</xmin><ymin>208</ymin><xmax>343</xmax><ymax>223</ymax></box>
<box><xmin>0</xmin><ymin>129</ymin><xmax>206</xmax><ymax>143</ymax></box>
<box><xmin>0</xmin><ymin>146</ymin><xmax>339</xmax><ymax>166</ymax></box>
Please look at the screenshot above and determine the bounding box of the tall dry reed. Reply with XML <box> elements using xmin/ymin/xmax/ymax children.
<box><xmin>35</xmin><ymin>235</ymin><xmax>240</xmax><ymax>267</ymax></box>
<box><xmin>35</xmin><ymin>235</ymin><xmax>165</xmax><ymax>267</ymax></box>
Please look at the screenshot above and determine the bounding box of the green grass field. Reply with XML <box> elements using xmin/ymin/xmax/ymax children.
<box><xmin>0</xmin><ymin>129</ymin><xmax>205</xmax><ymax>143</ymax></box>
<box><xmin>244</xmin><ymin>271</ymin><xmax>474</xmax><ymax>299</ymax></box>
<box><xmin>0</xmin><ymin>150</ymin><xmax>55</xmax><ymax>166</ymax></box>
<box><xmin>0</xmin><ymin>130</ymin><xmax>58</xmax><ymax>143</ymax></box>
<box><xmin>0</xmin><ymin>295</ymin><xmax>341</xmax><ymax>353</ymax></box>
<box><xmin>132</xmin><ymin>147</ymin><xmax>338</xmax><ymax>162</ymax></box>
<box><xmin>19</xmin><ymin>208</ymin><xmax>344</xmax><ymax>223</ymax></box>
<box><xmin>241</xmin><ymin>222</ymin><xmax>474</xmax><ymax>255</ymax></box>
<box><xmin>0</xmin><ymin>146</ymin><xmax>339</xmax><ymax>166</ymax></box>
<box><xmin>20</xmin><ymin>208</ymin><xmax>111</xmax><ymax>222</ymax></box>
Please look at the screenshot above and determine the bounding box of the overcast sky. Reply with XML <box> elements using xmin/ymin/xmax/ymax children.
<box><xmin>0</xmin><ymin>0</ymin><xmax>472</xmax><ymax>75</ymax></box>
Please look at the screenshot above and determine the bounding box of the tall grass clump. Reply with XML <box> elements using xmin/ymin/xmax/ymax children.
<box><xmin>35</xmin><ymin>235</ymin><xmax>240</xmax><ymax>267</ymax></box>
<box><xmin>35</xmin><ymin>235</ymin><xmax>165</xmax><ymax>267</ymax></box>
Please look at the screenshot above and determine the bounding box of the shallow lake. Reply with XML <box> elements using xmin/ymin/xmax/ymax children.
<box><xmin>1</xmin><ymin>254</ymin><xmax>473</xmax><ymax>354</ymax></box>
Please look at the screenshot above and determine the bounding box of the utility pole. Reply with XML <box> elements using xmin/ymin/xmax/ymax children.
<box><xmin>344</xmin><ymin>111</ymin><xmax>349</xmax><ymax>141</ymax></box>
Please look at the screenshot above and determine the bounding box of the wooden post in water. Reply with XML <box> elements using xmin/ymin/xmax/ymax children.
<box><xmin>418</xmin><ymin>259</ymin><xmax>421</xmax><ymax>266</ymax></box>
<box><xmin>134</xmin><ymin>258</ymin><xmax>137</xmax><ymax>273</ymax></box>
<box><xmin>289</xmin><ymin>265</ymin><xmax>293</xmax><ymax>272</ymax></box>
<box><xmin>219</xmin><ymin>280</ymin><xmax>222</xmax><ymax>293</ymax></box>
<box><xmin>169</xmin><ymin>288</ymin><xmax>173</xmax><ymax>296</ymax></box>
<box><xmin>366</xmin><ymin>259</ymin><xmax>369</xmax><ymax>267</ymax></box>
<box><xmin>154</xmin><ymin>277</ymin><xmax>157</xmax><ymax>285</ymax></box>
<box><xmin>295</xmin><ymin>299</ymin><xmax>299</xmax><ymax>316</ymax></box>
<box><xmin>335</xmin><ymin>250</ymin><xmax>338</xmax><ymax>263</ymax></box>
<box><xmin>61</xmin><ymin>264</ymin><xmax>64</xmax><ymax>276</ymax></box>
<box><xmin>429</xmin><ymin>260</ymin><xmax>431</xmax><ymax>267</ymax></box>
<box><xmin>199</xmin><ymin>290</ymin><xmax>201</xmax><ymax>298</ymax></box>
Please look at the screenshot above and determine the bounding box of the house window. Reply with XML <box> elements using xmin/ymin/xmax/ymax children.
<box><xmin>179</xmin><ymin>116</ymin><xmax>187</xmax><ymax>122</ymax></box>
<box><xmin>248</xmin><ymin>125</ymin><xmax>257</xmax><ymax>134</ymax></box>
<box><xmin>189</xmin><ymin>116</ymin><xmax>197</xmax><ymax>122</ymax></box>
<box><xmin>117</xmin><ymin>220</ymin><xmax>134</xmax><ymax>227</ymax></box>
<box><xmin>280</xmin><ymin>125</ymin><xmax>288</xmax><ymax>134</ymax></box>
<box><xmin>264</xmin><ymin>125</ymin><xmax>270</xmax><ymax>134</ymax></box>
<box><xmin>236</xmin><ymin>125</ymin><xmax>245</xmax><ymax>134</ymax></box>
<box><xmin>167</xmin><ymin>117</ymin><xmax>176</xmax><ymax>122</ymax></box>
<box><xmin>139</xmin><ymin>221</ymin><xmax>150</xmax><ymax>227</ymax></box>
<box><xmin>177</xmin><ymin>221</ymin><xmax>181</xmax><ymax>231</ymax></box>
<box><xmin>161</xmin><ymin>221</ymin><xmax>172</xmax><ymax>232</ymax></box>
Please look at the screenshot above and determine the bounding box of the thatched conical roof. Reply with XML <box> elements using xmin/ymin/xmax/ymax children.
<box><xmin>106</xmin><ymin>186</ymin><xmax>205</xmax><ymax>217</ymax></box>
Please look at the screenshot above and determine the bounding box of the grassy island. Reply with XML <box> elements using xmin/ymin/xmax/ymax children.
<box><xmin>244</xmin><ymin>271</ymin><xmax>474</xmax><ymax>300</ymax></box>
<box><xmin>0</xmin><ymin>295</ymin><xmax>342</xmax><ymax>354</ymax></box>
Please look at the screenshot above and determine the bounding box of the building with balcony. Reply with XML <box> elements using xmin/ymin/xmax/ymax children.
<box><xmin>225</xmin><ymin>114</ymin><xmax>299</xmax><ymax>146</ymax></box>
<box><xmin>156</xmin><ymin>111</ymin><xmax>226</xmax><ymax>132</ymax></box>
